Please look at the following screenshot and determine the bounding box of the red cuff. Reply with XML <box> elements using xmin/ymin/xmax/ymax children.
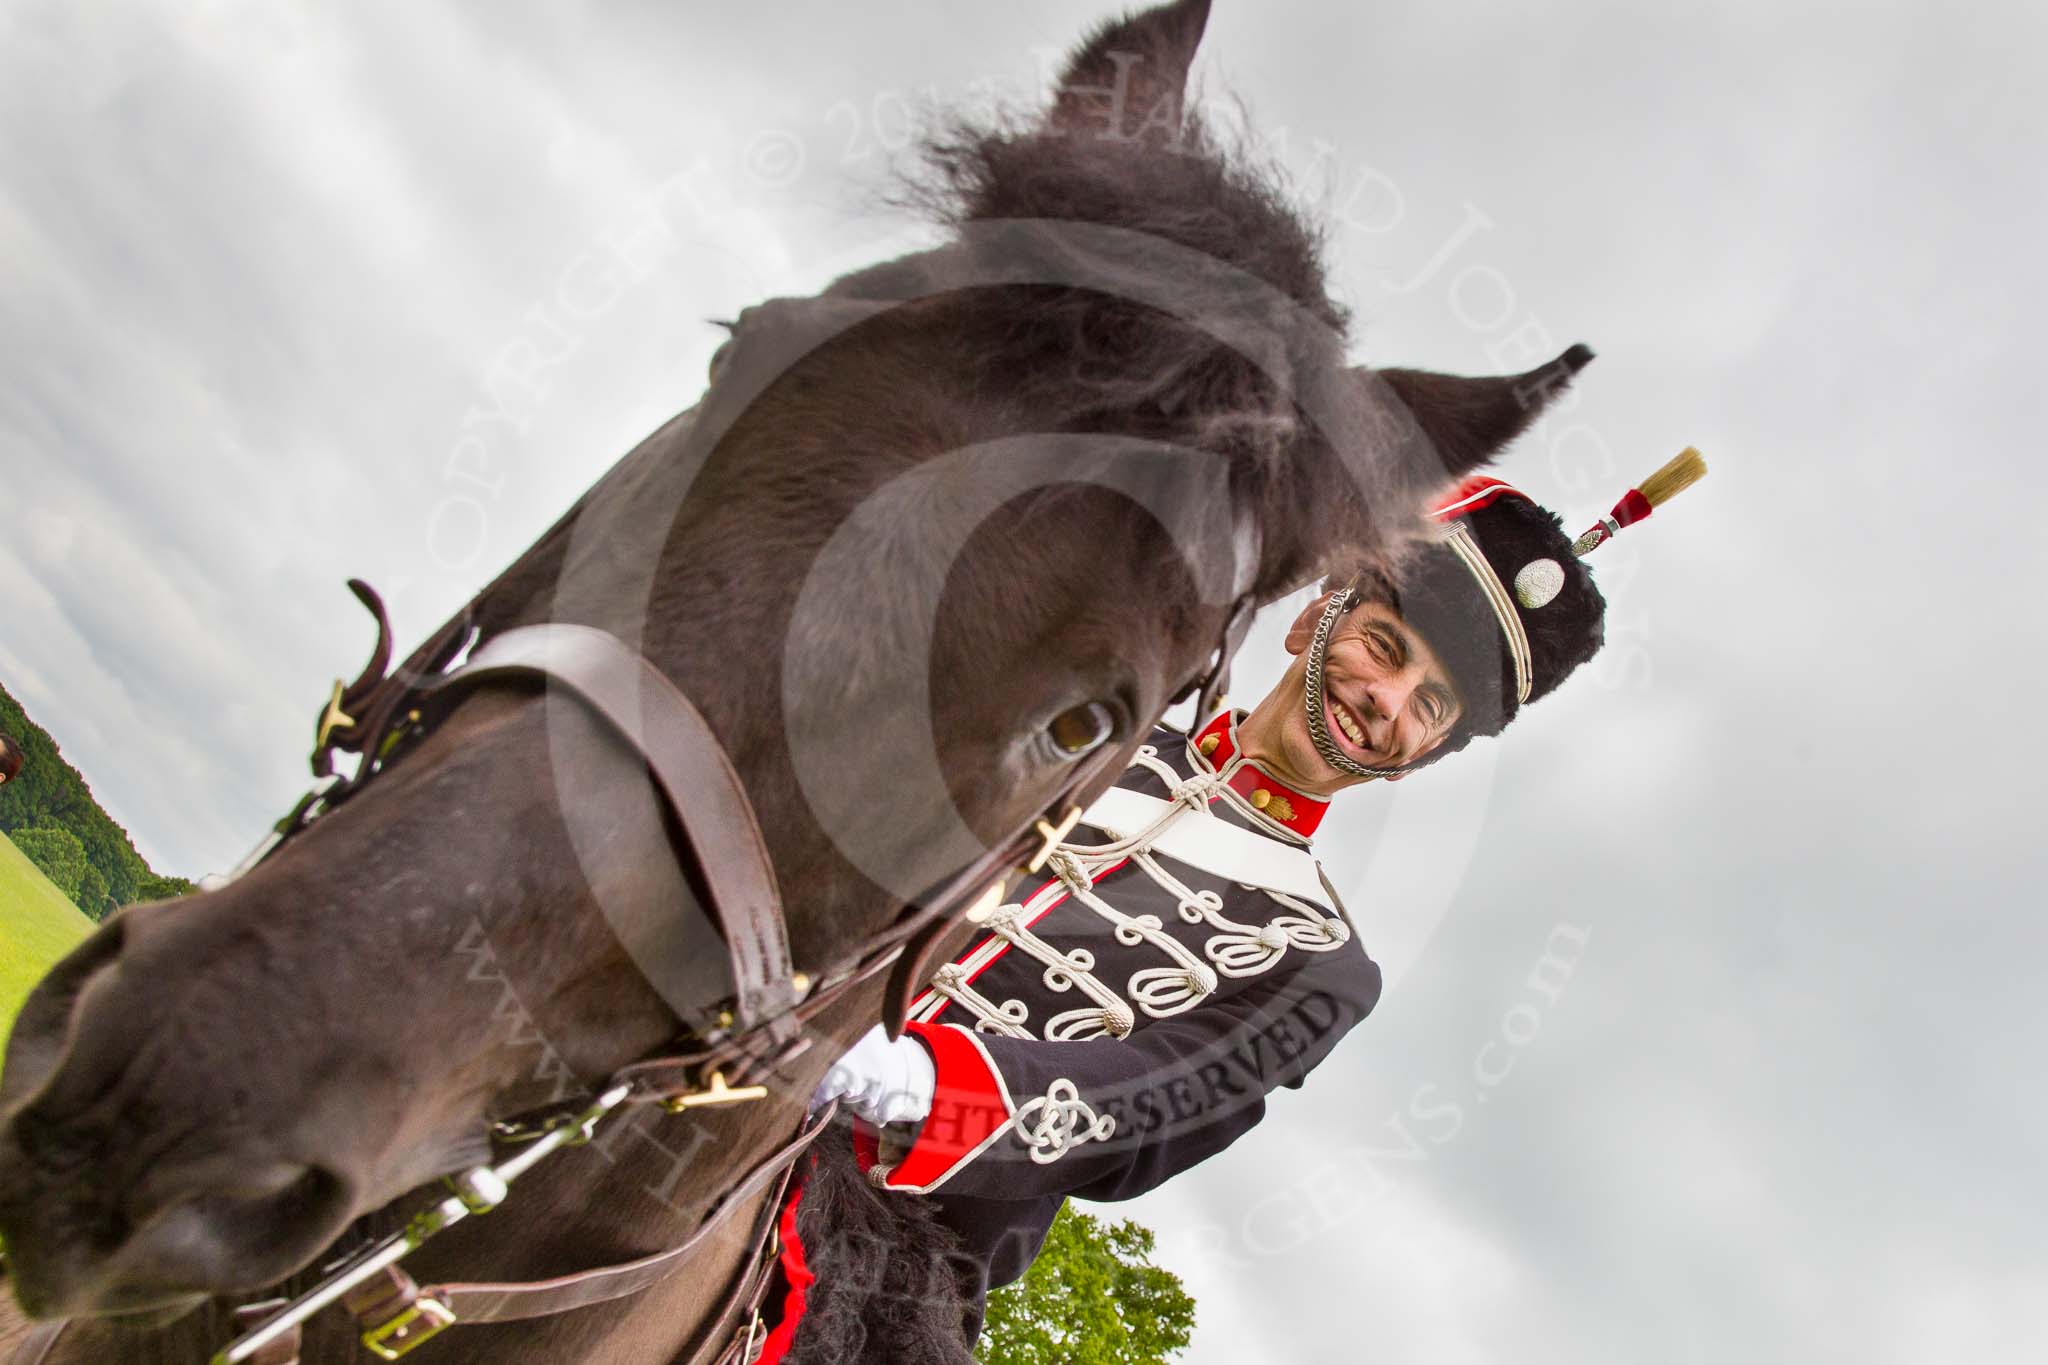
<box><xmin>880</xmin><ymin>1023</ymin><xmax>1016</xmax><ymax>1192</ymax></box>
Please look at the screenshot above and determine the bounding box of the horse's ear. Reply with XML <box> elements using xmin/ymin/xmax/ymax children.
<box><xmin>1364</xmin><ymin>343</ymin><xmax>1595</xmax><ymax>487</ymax></box>
<box><xmin>1048</xmin><ymin>0</ymin><xmax>1213</xmax><ymax>147</ymax></box>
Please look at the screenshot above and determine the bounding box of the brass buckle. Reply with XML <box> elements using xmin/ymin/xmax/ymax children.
<box><xmin>963</xmin><ymin>875</ymin><xmax>1010</xmax><ymax>924</ymax></box>
<box><xmin>361</xmin><ymin>1297</ymin><xmax>456</xmax><ymax>1360</ymax></box>
<box><xmin>662</xmin><ymin>1069</ymin><xmax>770</xmax><ymax>1114</ymax></box>
<box><xmin>315</xmin><ymin>679</ymin><xmax>356</xmax><ymax>751</ymax></box>
<box><xmin>1024</xmin><ymin>804</ymin><xmax>1083</xmax><ymax>873</ymax></box>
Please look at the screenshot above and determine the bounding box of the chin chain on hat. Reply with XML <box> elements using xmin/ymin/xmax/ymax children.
<box><xmin>1302</xmin><ymin>586</ymin><xmax>1406</xmax><ymax>780</ymax></box>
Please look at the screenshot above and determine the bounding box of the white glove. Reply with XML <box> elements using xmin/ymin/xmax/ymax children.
<box><xmin>809</xmin><ymin>1023</ymin><xmax>936</xmax><ymax>1126</ymax></box>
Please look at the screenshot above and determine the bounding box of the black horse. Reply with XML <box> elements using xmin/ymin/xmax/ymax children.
<box><xmin>0</xmin><ymin>3</ymin><xmax>1586</xmax><ymax>1360</ymax></box>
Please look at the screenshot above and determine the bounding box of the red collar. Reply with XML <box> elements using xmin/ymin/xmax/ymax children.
<box><xmin>1188</xmin><ymin>711</ymin><xmax>1330</xmax><ymax>838</ymax></box>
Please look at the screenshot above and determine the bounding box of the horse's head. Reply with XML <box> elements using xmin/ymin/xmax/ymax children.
<box><xmin>0</xmin><ymin>0</ymin><xmax>1585</xmax><ymax>1323</ymax></box>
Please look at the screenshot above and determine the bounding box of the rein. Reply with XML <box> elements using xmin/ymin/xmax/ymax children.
<box><xmin>77</xmin><ymin>527</ymin><xmax>1256</xmax><ymax>1364</ymax></box>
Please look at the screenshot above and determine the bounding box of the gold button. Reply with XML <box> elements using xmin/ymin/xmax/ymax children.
<box><xmin>1198</xmin><ymin>735</ymin><xmax>1221</xmax><ymax>756</ymax></box>
<box><xmin>1250</xmin><ymin>788</ymin><xmax>1272</xmax><ymax>810</ymax></box>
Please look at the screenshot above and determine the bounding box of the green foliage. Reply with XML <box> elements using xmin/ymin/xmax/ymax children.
<box><xmin>9</xmin><ymin>826</ymin><xmax>90</xmax><ymax>902</ymax></box>
<box><xmin>137</xmin><ymin>872</ymin><xmax>196</xmax><ymax>902</ymax></box>
<box><xmin>76</xmin><ymin>864</ymin><xmax>111</xmax><ymax>919</ymax></box>
<box><xmin>977</xmin><ymin>1204</ymin><xmax>1196</xmax><ymax>1365</ymax></box>
<box><xmin>0</xmin><ymin>681</ymin><xmax>185</xmax><ymax>919</ymax></box>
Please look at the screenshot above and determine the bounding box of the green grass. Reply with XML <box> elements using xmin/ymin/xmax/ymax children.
<box><xmin>0</xmin><ymin>831</ymin><xmax>94</xmax><ymax>1081</ymax></box>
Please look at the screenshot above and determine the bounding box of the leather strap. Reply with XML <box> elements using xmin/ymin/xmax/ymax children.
<box><xmin>335</xmin><ymin>1105</ymin><xmax>833</xmax><ymax>1350</ymax></box>
<box><xmin>427</xmin><ymin>624</ymin><xmax>798</xmax><ymax>1032</ymax></box>
<box><xmin>312</xmin><ymin>579</ymin><xmax>474</xmax><ymax>783</ymax></box>
<box><xmin>681</xmin><ymin>1160</ymin><xmax>799</xmax><ymax>1365</ymax></box>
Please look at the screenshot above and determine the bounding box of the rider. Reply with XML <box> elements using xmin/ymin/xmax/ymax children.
<box><xmin>803</xmin><ymin>454</ymin><xmax>1706</xmax><ymax>1339</ymax></box>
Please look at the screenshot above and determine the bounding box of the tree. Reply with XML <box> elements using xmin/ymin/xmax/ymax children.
<box><xmin>74</xmin><ymin>864</ymin><xmax>111</xmax><ymax>919</ymax></box>
<box><xmin>977</xmin><ymin>1205</ymin><xmax>1196</xmax><ymax>1365</ymax></box>
<box><xmin>0</xmin><ymin>681</ymin><xmax>186</xmax><ymax>918</ymax></box>
<box><xmin>10</xmin><ymin>825</ymin><xmax>92</xmax><ymax>904</ymax></box>
<box><xmin>136</xmin><ymin>872</ymin><xmax>195</xmax><ymax>903</ymax></box>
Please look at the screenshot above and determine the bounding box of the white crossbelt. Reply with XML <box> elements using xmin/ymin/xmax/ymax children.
<box><xmin>1079</xmin><ymin>785</ymin><xmax>1335</xmax><ymax>910</ymax></box>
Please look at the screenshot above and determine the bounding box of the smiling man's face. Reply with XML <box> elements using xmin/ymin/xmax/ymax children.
<box><xmin>1233</xmin><ymin>590</ymin><xmax>1465</xmax><ymax>796</ymax></box>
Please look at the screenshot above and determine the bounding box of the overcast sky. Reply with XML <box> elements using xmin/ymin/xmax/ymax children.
<box><xmin>4</xmin><ymin>1</ymin><xmax>2044</xmax><ymax>1361</ymax></box>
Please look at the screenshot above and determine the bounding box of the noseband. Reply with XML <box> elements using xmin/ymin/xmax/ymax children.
<box><xmin>181</xmin><ymin>531</ymin><xmax>1258</xmax><ymax>1364</ymax></box>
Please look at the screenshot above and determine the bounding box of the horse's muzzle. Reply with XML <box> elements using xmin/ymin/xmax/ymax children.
<box><xmin>0</xmin><ymin>900</ymin><xmax>361</xmax><ymax>1319</ymax></box>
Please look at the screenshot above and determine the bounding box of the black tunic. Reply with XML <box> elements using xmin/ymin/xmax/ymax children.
<box><xmin>872</xmin><ymin>710</ymin><xmax>1385</xmax><ymax>1327</ymax></box>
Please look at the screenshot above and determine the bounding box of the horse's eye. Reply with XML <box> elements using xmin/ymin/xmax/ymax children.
<box><xmin>1048</xmin><ymin>702</ymin><xmax>1115</xmax><ymax>756</ymax></box>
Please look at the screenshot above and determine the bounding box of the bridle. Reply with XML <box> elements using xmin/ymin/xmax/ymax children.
<box><xmin>163</xmin><ymin>522</ymin><xmax>1261</xmax><ymax>1363</ymax></box>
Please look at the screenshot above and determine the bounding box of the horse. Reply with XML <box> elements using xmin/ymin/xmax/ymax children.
<box><xmin>0</xmin><ymin>2</ymin><xmax>1589</xmax><ymax>1360</ymax></box>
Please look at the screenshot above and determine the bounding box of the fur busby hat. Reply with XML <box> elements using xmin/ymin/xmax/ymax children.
<box><xmin>1369</xmin><ymin>449</ymin><xmax>1707</xmax><ymax>765</ymax></box>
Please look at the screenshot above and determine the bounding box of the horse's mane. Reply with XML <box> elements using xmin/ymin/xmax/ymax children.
<box><xmin>785</xmin><ymin>1123</ymin><xmax>978</xmax><ymax>1365</ymax></box>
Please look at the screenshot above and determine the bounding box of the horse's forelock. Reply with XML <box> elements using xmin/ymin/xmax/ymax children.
<box><xmin>912</xmin><ymin>106</ymin><xmax>1343</xmax><ymax>326</ymax></box>
<box><xmin>897</xmin><ymin>105</ymin><xmax>1400</xmax><ymax>595</ymax></box>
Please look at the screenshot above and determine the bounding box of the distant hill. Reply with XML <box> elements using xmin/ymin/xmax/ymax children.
<box><xmin>0</xmin><ymin>680</ymin><xmax>192</xmax><ymax>919</ymax></box>
<box><xmin>0</xmin><ymin>832</ymin><xmax>93</xmax><ymax>1080</ymax></box>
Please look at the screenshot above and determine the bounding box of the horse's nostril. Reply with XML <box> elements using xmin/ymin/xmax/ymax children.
<box><xmin>12</xmin><ymin>1104</ymin><xmax>100</xmax><ymax>1177</ymax></box>
<box><xmin>135</xmin><ymin>1153</ymin><xmax>328</xmax><ymax>1218</ymax></box>
<box><xmin>119</xmin><ymin>1162</ymin><xmax>355</xmax><ymax>1299</ymax></box>
<box><xmin>0</xmin><ymin>1158</ymin><xmax>357</xmax><ymax>1319</ymax></box>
